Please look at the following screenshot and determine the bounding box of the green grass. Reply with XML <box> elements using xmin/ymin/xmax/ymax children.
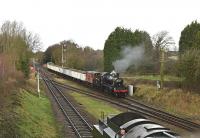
<box><xmin>123</xmin><ymin>74</ymin><xmax>183</xmax><ymax>82</ymax></box>
<box><xmin>17</xmin><ymin>89</ymin><xmax>60</xmax><ymax>138</ymax></box>
<box><xmin>54</xmin><ymin>77</ymin><xmax>92</xmax><ymax>91</ymax></box>
<box><xmin>55</xmin><ymin>77</ymin><xmax>122</xmax><ymax>119</ymax></box>
<box><xmin>69</xmin><ymin>92</ymin><xmax>122</xmax><ymax>120</ymax></box>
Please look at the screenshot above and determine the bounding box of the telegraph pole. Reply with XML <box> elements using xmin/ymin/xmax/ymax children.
<box><xmin>62</xmin><ymin>44</ymin><xmax>64</xmax><ymax>68</ymax></box>
<box><xmin>33</xmin><ymin>58</ymin><xmax>35</xmax><ymax>69</ymax></box>
<box><xmin>37</xmin><ymin>69</ymin><xmax>40</xmax><ymax>98</ymax></box>
<box><xmin>160</xmin><ymin>48</ymin><xmax>165</xmax><ymax>89</ymax></box>
<box><xmin>64</xmin><ymin>44</ymin><xmax>66</xmax><ymax>66</ymax></box>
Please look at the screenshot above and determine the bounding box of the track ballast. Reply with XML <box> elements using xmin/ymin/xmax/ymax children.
<box><xmin>41</xmin><ymin>69</ymin><xmax>93</xmax><ymax>138</ymax></box>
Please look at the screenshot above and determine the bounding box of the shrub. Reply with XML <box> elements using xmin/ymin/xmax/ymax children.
<box><xmin>180</xmin><ymin>49</ymin><xmax>200</xmax><ymax>88</ymax></box>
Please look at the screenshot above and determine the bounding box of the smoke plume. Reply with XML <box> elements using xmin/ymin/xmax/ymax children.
<box><xmin>112</xmin><ymin>45</ymin><xmax>144</xmax><ymax>73</ymax></box>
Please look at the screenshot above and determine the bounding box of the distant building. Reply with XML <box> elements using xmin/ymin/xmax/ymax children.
<box><xmin>166</xmin><ymin>51</ymin><xmax>178</xmax><ymax>61</ymax></box>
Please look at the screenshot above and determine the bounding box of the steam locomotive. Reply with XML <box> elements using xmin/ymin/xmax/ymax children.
<box><xmin>97</xmin><ymin>71</ymin><xmax>128</xmax><ymax>97</ymax></box>
<box><xmin>93</xmin><ymin>112</ymin><xmax>180</xmax><ymax>138</ymax></box>
<box><xmin>47</xmin><ymin>62</ymin><xmax>128</xmax><ymax>97</ymax></box>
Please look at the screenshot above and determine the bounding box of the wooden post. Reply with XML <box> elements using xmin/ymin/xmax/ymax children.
<box><xmin>160</xmin><ymin>49</ymin><xmax>164</xmax><ymax>89</ymax></box>
<box><xmin>37</xmin><ymin>70</ymin><xmax>40</xmax><ymax>98</ymax></box>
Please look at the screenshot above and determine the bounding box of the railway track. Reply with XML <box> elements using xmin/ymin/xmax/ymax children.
<box><xmin>40</xmin><ymin>70</ymin><xmax>93</xmax><ymax>138</ymax></box>
<box><xmin>52</xmin><ymin>79</ymin><xmax>200</xmax><ymax>132</ymax></box>
<box><xmin>125</xmin><ymin>97</ymin><xmax>200</xmax><ymax>130</ymax></box>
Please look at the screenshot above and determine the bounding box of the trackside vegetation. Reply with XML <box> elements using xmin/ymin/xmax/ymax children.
<box><xmin>0</xmin><ymin>21</ymin><xmax>42</xmax><ymax>137</ymax></box>
<box><xmin>133</xmin><ymin>84</ymin><xmax>200</xmax><ymax>123</ymax></box>
<box><xmin>122</xmin><ymin>74</ymin><xmax>182</xmax><ymax>82</ymax></box>
<box><xmin>178</xmin><ymin>21</ymin><xmax>200</xmax><ymax>88</ymax></box>
<box><xmin>69</xmin><ymin>92</ymin><xmax>122</xmax><ymax>120</ymax></box>
<box><xmin>17</xmin><ymin>89</ymin><xmax>60</xmax><ymax>138</ymax></box>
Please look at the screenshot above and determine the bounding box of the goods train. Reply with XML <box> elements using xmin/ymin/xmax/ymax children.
<box><xmin>46</xmin><ymin>62</ymin><xmax>128</xmax><ymax>97</ymax></box>
<box><xmin>92</xmin><ymin>112</ymin><xmax>180</xmax><ymax>138</ymax></box>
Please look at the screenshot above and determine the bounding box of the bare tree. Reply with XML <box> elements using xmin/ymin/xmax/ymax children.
<box><xmin>152</xmin><ymin>31</ymin><xmax>175</xmax><ymax>50</ymax></box>
<box><xmin>26</xmin><ymin>32</ymin><xmax>42</xmax><ymax>52</ymax></box>
<box><xmin>152</xmin><ymin>31</ymin><xmax>175</xmax><ymax>89</ymax></box>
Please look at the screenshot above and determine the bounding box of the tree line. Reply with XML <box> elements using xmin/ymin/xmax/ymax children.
<box><xmin>41</xmin><ymin>20</ymin><xmax>200</xmax><ymax>89</ymax></box>
<box><xmin>41</xmin><ymin>40</ymin><xmax>103</xmax><ymax>71</ymax></box>
<box><xmin>103</xmin><ymin>21</ymin><xmax>200</xmax><ymax>89</ymax></box>
<box><xmin>104</xmin><ymin>27</ymin><xmax>175</xmax><ymax>74</ymax></box>
<box><xmin>0</xmin><ymin>21</ymin><xmax>41</xmax><ymax>137</ymax></box>
<box><xmin>179</xmin><ymin>21</ymin><xmax>200</xmax><ymax>88</ymax></box>
<box><xmin>0</xmin><ymin>21</ymin><xmax>41</xmax><ymax>79</ymax></box>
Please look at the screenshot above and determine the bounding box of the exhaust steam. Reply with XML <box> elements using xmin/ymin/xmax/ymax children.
<box><xmin>112</xmin><ymin>45</ymin><xmax>144</xmax><ymax>73</ymax></box>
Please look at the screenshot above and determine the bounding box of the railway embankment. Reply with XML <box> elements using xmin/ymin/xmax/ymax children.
<box><xmin>0</xmin><ymin>72</ymin><xmax>61</xmax><ymax>137</ymax></box>
<box><xmin>16</xmin><ymin>89</ymin><xmax>61</xmax><ymax>137</ymax></box>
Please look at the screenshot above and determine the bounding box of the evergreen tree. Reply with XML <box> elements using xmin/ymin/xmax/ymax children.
<box><xmin>104</xmin><ymin>27</ymin><xmax>153</xmax><ymax>72</ymax></box>
<box><xmin>179</xmin><ymin>21</ymin><xmax>200</xmax><ymax>53</ymax></box>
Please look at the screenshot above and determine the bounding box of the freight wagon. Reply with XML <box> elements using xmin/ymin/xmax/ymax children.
<box><xmin>47</xmin><ymin>62</ymin><xmax>128</xmax><ymax>97</ymax></box>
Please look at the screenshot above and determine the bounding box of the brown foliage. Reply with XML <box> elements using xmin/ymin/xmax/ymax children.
<box><xmin>0</xmin><ymin>54</ymin><xmax>24</xmax><ymax>103</ymax></box>
<box><xmin>0</xmin><ymin>54</ymin><xmax>24</xmax><ymax>137</ymax></box>
<box><xmin>44</xmin><ymin>40</ymin><xmax>104</xmax><ymax>71</ymax></box>
<box><xmin>0</xmin><ymin>20</ymin><xmax>40</xmax><ymax>137</ymax></box>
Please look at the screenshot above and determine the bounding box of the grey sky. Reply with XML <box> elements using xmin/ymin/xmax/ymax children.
<box><xmin>0</xmin><ymin>0</ymin><xmax>199</xmax><ymax>51</ymax></box>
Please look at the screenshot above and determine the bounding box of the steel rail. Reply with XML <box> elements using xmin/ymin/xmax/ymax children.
<box><xmin>41</xmin><ymin>71</ymin><xmax>92</xmax><ymax>138</ymax></box>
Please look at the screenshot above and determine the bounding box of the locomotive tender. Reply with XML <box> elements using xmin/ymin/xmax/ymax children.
<box><xmin>46</xmin><ymin>62</ymin><xmax>128</xmax><ymax>97</ymax></box>
<box><xmin>92</xmin><ymin>112</ymin><xmax>180</xmax><ymax>138</ymax></box>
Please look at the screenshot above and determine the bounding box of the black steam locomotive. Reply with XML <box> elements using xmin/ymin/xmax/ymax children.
<box><xmin>97</xmin><ymin>71</ymin><xmax>128</xmax><ymax>97</ymax></box>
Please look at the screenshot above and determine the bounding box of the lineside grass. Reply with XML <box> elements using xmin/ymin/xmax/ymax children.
<box><xmin>122</xmin><ymin>74</ymin><xmax>183</xmax><ymax>82</ymax></box>
<box><xmin>69</xmin><ymin>92</ymin><xmax>122</xmax><ymax>120</ymax></box>
<box><xmin>54</xmin><ymin>77</ymin><xmax>93</xmax><ymax>91</ymax></box>
<box><xmin>16</xmin><ymin>89</ymin><xmax>60</xmax><ymax>138</ymax></box>
<box><xmin>54</xmin><ymin>77</ymin><xmax>122</xmax><ymax>119</ymax></box>
<box><xmin>133</xmin><ymin>84</ymin><xmax>200</xmax><ymax>122</ymax></box>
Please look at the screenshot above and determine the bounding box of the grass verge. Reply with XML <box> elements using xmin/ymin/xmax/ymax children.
<box><xmin>54</xmin><ymin>77</ymin><xmax>92</xmax><ymax>92</ymax></box>
<box><xmin>69</xmin><ymin>92</ymin><xmax>122</xmax><ymax>120</ymax></box>
<box><xmin>16</xmin><ymin>89</ymin><xmax>60</xmax><ymax>138</ymax></box>
<box><xmin>133</xmin><ymin>84</ymin><xmax>200</xmax><ymax>123</ymax></box>
<box><xmin>122</xmin><ymin>74</ymin><xmax>183</xmax><ymax>82</ymax></box>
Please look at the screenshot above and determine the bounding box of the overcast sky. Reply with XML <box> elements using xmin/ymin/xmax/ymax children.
<box><xmin>0</xmin><ymin>0</ymin><xmax>199</xmax><ymax>51</ymax></box>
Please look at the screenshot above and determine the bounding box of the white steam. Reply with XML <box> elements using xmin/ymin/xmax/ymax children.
<box><xmin>112</xmin><ymin>45</ymin><xmax>144</xmax><ymax>73</ymax></box>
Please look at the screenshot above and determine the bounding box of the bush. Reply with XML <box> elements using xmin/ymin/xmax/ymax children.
<box><xmin>180</xmin><ymin>49</ymin><xmax>200</xmax><ymax>88</ymax></box>
<box><xmin>0</xmin><ymin>54</ymin><xmax>24</xmax><ymax>137</ymax></box>
<box><xmin>164</xmin><ymin>60</ymin><xmax>178</xmax><ymax>76</ymax></box>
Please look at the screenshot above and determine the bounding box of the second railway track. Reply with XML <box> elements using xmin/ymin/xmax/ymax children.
<box><xmin>41</xmin><ymin>70</ymin><xmax>93</xmax><ymax>138</ymax></box>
